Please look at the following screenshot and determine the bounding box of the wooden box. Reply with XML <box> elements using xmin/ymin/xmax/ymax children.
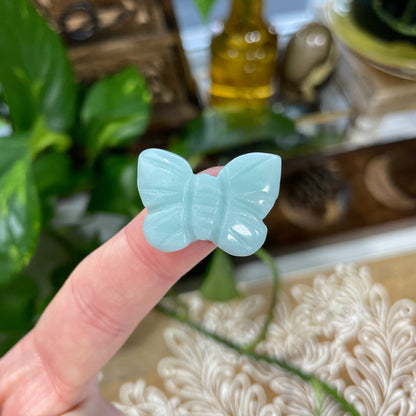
<box><xmin>32</xmin><ymin>0</ymin><xmax>201</xmax><ymax>131</ymax></box>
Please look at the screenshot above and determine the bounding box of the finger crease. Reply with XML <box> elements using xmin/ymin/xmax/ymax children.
<box><xmin>32</xmin><ymin>332</ymin><xmax>79</xmax><ymax>407</ymax></box>
<box><xmin>70</xmin><ymin>278</ymin><xmax>127</xmax><ymax>337</ymax></box>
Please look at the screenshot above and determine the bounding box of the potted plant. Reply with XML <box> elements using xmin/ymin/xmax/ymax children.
<box><xmin>0</xmin><ymin>0</ymin><xmax>152</xmax><ymax>354</ymax></box>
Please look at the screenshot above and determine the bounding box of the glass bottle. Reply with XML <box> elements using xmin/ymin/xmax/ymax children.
<box><xmin>209</xmin><ymin>0</ymin><xmax>278</xmax><ymax>108</ymax></box>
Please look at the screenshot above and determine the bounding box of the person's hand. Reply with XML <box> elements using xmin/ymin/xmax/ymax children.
<box><xmin>0</xmin><ymin>168</ymin><xmax>220</xmax><ymax>416</ymax></box>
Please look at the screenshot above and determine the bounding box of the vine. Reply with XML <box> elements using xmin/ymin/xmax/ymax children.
<box><xmin>157</xmin><ymin>248</ymin><xmax>360</xmax><ymax>416</ymax></box>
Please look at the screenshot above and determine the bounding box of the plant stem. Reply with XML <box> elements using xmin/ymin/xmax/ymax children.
<box><xmin>164</xmin><ymin>289</ymin><xmax>190</xmax><ymax>321</ymax></box>
<box><xmin>243</xmin><ymin>248</ymin><xmax>279</xmax><ymax>352</ymax></box>
<box><xmin>157</xmin><ymin>302</ymin><xmax>360</xmax><ymax>416</ymax></box>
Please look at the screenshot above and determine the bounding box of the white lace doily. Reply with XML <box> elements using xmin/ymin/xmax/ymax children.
<box><xmin>113</xmin><ymin>264</ymin><xmax>416</xmax><ymax>415</ymax></box>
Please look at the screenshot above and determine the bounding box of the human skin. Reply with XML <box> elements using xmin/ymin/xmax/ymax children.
<box><xmin>0</xmin><ymin>167</ymin><xmax>220</xmax><ymax>416</ymax></box>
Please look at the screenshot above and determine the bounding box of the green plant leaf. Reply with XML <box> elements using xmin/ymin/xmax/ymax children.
<box><xmin>33</xmin><ymin>151</ymin><xmax>74</xmax><ymax>197</ymax></box>
<box><xmin>200</xmin><ymin>249</ymin><xmax>240</xmax><ymax>301</ymax></box>
<box><xmin>48</xmin><ymin>231</ymin><xmax>101</xmax><ymax>291</ymax></box>
<box><xmin>30</xmin><ymin>117</ymin><xmax>72</xmax><ymax>159</ymax></box>
<box><xmin>88</xmin><ymin>155</ymin><xmax>143</xmax><ymax>217</ymax></box>
<box><xmin>372</xmin><ymin>0</ymin><xmax>416</xmax><ymax>36</ymax></box>
<box><xmin>169</xmin><ymin>107</ymin><xmax>295</xmax><ymax>160</ymax></box>
<box><xmin>0</xmin><ymin>135</ymin><xmax>41</xmax><ymax>285</ymax></box>
<box><xmin>311</xmin><ymin>377</ymin><xmax>325</xmax><ymax>416</ymax></box>
<box><xmin>32</xmin><ymin>151</ymin><xmax>83</xmax><ymax>225</ymax></box>
<box><xmin>0</xmin><ymin>331</ymin><xmax>26</xmax><ymax>357</ymax></box>
<box><xmin>0</xmin><ymin>274</ymin><xmax>38</xmax><ymax>332</ymax></box>
<box><xmin>191</xmin><ymin>0</ymin><xmax>217</xmax><ymax>21</ymax></box>
<box><xmin>80</xmin><ymin>67</ymin><xmax>152</xmax><ymax>159</ymax></box>
<box><xmin>0</xmin><ymin>0</ymin><xmax>77</xmax><ymax>132</ymax></box>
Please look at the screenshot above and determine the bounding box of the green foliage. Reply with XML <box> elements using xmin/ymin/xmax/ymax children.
<box><xmin>200</xmin><ymin>249</ymin><xmax>240</xmax><ymax>301</ymax></box>
<box><xmin>32</xmin><ymin>151</ymin><xmax>81</xmax><ymax>224</ymax></box>
<box><xmin>80</xmin><ymin>67</ymin><xmax>152</xmax><ymax>159</ymax></box>
<box><xmin>0</xmin><ymin>273</ymin><xmax>40</xmax><ymax>356</ymax></box>
<box><xmin>49</xmin><ymin>232</ymin><xmax>102</xmax><ymax>292</ymax></box>
<box><xmin>0</xmin><ymin>0</ymin><xmax>151</xmax><ymax>355</ymax></box>
<box><xmin>0</xmin><ymin>275</ymin><xmax>38</xmax><ymax>332</ymax></box>
<box><xmin>169</xmin><ymin>107</ymin><xmax>295</xmax><ymax>161</ymax></box>
<box><xmin>372</xmin><ymin>0</ymin><xmax>416</xmax><ymax>36</ymax></box>
<box><xmin>33</xmin><ymin>152</ymin><xmax>76</xmax><ymax>198</ymax></box>
<box><xmin>0</xmin><ymin>332</ymin><xmax>27</xmax><ymax>357</ymax></box>
<box><xmin>88</xmin><ymin>155</ymin><xmax>144</xmax><ymax>218</ymax></box>
<box><xmin>0</xmin><ymin>135</ymin><xmax>40</xmax><ymax>286</ymax></box>
<box><xmin>311</xmin><ymin>377</ymin><xmax>325</xmax><ymax>416</ymax></box>
<box><xmin>30</xmin><ymin>117</ymin><xmax>72</xmax><ymax>159</ymax></box>
<box><xmin>0</xmin><ymin>0</ymin><xmax>77</xmax><ymax>132</ymax></box>
<box><xmin>0</xmin><ymin>0</ymin><xmax>337</xmax><ymax>361</ymax></box>
<box><xmin>191</xmin><ymin>0</ymin><xmax>217</xmax><ymax>21</ymax></box>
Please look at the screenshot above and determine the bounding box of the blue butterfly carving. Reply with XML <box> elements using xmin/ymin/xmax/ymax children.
<box><xmin>137</xmin><ymin>149</ymin><xmax>281</xmax><ymax>257</ymax></box>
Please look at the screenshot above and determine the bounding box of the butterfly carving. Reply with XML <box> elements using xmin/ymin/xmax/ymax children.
<box><xmin>137</xmin><ymin>149</ymin><xmax>281</xmax><ymax>257</ymax></box>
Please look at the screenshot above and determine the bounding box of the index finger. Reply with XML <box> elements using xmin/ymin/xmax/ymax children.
<box><xmin>30</xmin><ymin>168</ymin><xmax>221</xmax><ymax>394</ymax></box>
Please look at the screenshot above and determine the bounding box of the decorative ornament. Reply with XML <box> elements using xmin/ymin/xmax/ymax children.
<box><xmin>137</xmin><ymin>149</ymin><xmax>281</xmax><ymax>256</ymax></box>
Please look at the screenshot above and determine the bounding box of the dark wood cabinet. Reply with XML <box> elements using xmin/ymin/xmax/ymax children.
<box><xmin>265</xmin><ymin>138</ymin><xmax>416</xmax><ymax>252</ymax></box>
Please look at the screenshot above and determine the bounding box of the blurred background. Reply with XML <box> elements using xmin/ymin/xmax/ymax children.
<box><xmin>0</xmin><ymin>0</ymin><xmax>416</xmax><ymax>354</ymax></box>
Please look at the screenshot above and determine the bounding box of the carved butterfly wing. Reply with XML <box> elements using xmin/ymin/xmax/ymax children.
<box><xmin>137</xmin><ymin>149</ymin><xmax>193</xmax><ymax>252</ymax></box>
<box><xmin>216</xmin><ymin>211</ymin><xmax>268</xmax><ymax>257</ymax></box>
<box><xmin>214</xmin><ymin>153</ymin><xmax>281</xmax><ymax>256</ymax></box>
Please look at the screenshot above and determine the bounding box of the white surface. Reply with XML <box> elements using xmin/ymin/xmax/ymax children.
<box><xmin>115</xmin><ymin>263</ymin><xmax>416</xmax><ymax>415</ymax></box>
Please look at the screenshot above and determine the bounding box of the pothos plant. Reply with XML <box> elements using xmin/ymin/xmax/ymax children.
<box><xmin>0</xmin><ymin>0</ymin><xmax>152</xmax><ymax>353</ymax></box>
<box><xmin>0</xmin><ymin>0</ymin><xmax>295</xmax><ymax>356</ymax></box>
<box><xmin>0</xmin><ymin>0</ymin><xmax>300</xmax><ymax>354</ymax></box>
<box><xmin>0</xmin><ymin>1</ymin><xmax>359</xmax><ymax>413</ymax></box>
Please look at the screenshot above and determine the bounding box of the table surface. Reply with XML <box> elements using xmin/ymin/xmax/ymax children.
<box><xmin>100</xmin><ymin>248</ymin><xmax>416</xmax><ymax>414</ymax></box>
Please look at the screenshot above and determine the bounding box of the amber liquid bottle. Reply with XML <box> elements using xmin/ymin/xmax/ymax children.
<box><xmin>210</xmin><ymin>0</ymin><xmax>278</xmax><ymax>107</ymax></box>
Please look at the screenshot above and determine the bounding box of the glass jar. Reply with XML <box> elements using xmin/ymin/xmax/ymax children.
<box><xmin>210</xmin><ymin>0</ymin><xmax>278</xmax><ymax>107</ymax></box>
